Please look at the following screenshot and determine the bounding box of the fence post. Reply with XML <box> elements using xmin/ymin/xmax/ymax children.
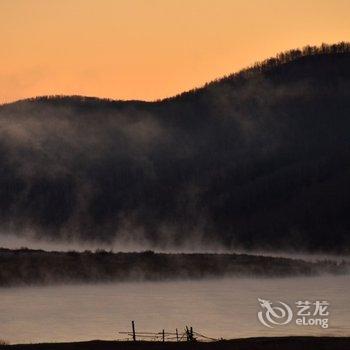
<box><xmin>131</xmin><ymin>320</ymin><xmax>136</xmax><ymax>341</ymax></box>
<box><xmin>176</xmin><ymin>328</ymin><xmax>179</xmax><ymax>341</ymax></box>
<box><xmin>162</xmin><ymin>329</ymin><xmax>165</xmax><ymax>342</ymax></box>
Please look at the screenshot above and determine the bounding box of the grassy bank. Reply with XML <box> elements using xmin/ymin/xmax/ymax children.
<box><xmin>2</xmin><ymin>337</ymin><xmax>350</xmax><ymax>350</ymax></box>
<box><xmin>0</xmin><ymin>248</ymin><xmax>348</xmax><ymax>286</ymax></box>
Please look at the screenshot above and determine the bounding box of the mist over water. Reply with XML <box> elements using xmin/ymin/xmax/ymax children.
<box><xmin>1</xmin><ymin>47</ymin><xmax>350</xmax><ymax>346</ymax></box>
<box><xmin>1</xmin><ymin>47</ymin><xmax>350</xmax><ymax>254</ymax></box>
<box><xmin>1</xmin><ymin>234</ymin><xmax>348</xmax><ymax>264</ymax></box>
<box><xmin>0</xmin><ymin>275</ymin><xmax>349</xmax><ymax>344</ymax></box>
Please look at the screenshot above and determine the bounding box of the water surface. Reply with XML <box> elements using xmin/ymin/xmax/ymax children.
<box><xmin>0</xmin><ymin>275</ymin><xmax>349</xmax><ymax>344</ymax></box>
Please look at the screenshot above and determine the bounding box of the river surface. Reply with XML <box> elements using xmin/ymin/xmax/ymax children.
<box><xmin>0</xmin><ymin>275</ymin><xmax>349</xmax><ymax>344</ymax></box>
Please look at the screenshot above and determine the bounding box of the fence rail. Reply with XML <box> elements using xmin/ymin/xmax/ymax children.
<box><xmin>118</xmin><ymin>321</ymin><xmax>218</xmax><ymax>342</ymax></box>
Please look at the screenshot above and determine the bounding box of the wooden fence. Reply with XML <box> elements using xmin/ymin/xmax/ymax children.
<box><xmin>118</xmin><ymin>321</ymin><xmax>218</xmax><ymax>342</ymax></box>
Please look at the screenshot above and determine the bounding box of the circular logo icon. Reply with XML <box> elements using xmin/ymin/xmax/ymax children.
<box><xmin>257</xmin><ymin>298</ymin><xmax>293</xmax><ymax>328</ymax></box>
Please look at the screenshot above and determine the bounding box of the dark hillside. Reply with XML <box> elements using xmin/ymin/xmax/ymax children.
<box><xmin>1</xmin><ymin>43</ymin><xmax>350</xmax><ymax>253</ymax></box>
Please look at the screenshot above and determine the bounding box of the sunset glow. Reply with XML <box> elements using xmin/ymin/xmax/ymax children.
<box><xmin>1</xmin><ymin>0</ymin><xmax>349</xmax><ymax>103</ymax></box>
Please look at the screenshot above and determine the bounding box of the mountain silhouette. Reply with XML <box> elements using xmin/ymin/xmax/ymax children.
<box><xmin>1</xmin><ymin>43</ymin><xmax>350</xmax><ymax>253</ymax></box>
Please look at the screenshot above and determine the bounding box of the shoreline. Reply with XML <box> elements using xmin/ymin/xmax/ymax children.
<box><xmin>1</xmin><ymin>248</ymin><xmax>348</xmax><ymax>287</ymax></box>
<box><xmin>2</xmin><ymin>337</ymin><xmax>350</xmax><ymax>350</ymax></box>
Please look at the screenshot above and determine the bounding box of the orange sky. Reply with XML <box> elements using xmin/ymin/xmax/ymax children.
<box><xmin>0</xmin><ymin>0</ymin><xmax>349</xmax><ymax>104</ymax></box>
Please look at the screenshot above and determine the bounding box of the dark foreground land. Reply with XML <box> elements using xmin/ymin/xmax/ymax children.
<box><xmin>0</xmin><ymin>248</ymin><xmax>348</xmax><ymax>286</ymax></box>
<box><xmin>2</xmin><ymin>337</ymin><xmax>350</xmax><ymax>350</ymax></box>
